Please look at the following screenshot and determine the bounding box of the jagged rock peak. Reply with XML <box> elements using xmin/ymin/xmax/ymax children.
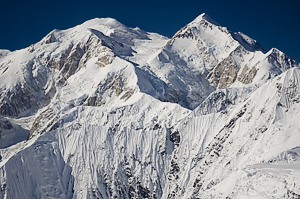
<box><xmin>169</xmin><ymin>13</ymin><xmax>223</xmax><ymax>41</ymax></box>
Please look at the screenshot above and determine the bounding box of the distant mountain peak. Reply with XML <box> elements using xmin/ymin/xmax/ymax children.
<box><xmin>82</xmin><ymin>17</ymin><xmax>125</xmax><ymax>28</ymax></box>
<box><xmin>193</xmin><ymin>13</ymin><xmax>221</xmax><ymax>26</ymax></box>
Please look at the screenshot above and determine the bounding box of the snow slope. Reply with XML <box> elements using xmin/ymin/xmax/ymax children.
<box><xmin>0</xmin><ymin>13</ymin><xmax>299</xmax><ymax>199</ymax></box>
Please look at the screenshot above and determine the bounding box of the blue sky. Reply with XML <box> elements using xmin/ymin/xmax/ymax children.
<box><xmin>1</xmin><ymin>0</ymin><xmax>299</xmax><ymax>61</ymax></box>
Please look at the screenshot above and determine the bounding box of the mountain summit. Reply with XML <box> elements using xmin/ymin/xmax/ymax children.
<box><xmin>0</xmin><ymin>14</ymin><xmax>299</xmax><ymax>199</ymax></box>
<box><xmin>191</xmin><ymin>13</ymin><xmax>221</xmax><ymax>25</ymax></box>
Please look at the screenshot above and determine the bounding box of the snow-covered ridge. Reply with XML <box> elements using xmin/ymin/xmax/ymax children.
<box><xmin>0</xmin><ymin>14</ymin><xmax>299</xmax><ymax>199</ymax></box>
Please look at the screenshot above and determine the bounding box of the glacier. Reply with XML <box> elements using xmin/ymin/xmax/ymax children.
<box><xmin>0</xmin><ymin>13</ymin><xmax>299</xmax><ymax>199</ymax></box>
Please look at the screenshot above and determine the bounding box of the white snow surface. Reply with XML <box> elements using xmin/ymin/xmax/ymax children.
<box><xmin>0</xmin><ymin>13</ymin><xmax>300</xmax><ymax>199</ymax></box>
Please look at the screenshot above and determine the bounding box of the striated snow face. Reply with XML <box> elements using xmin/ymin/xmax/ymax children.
<box><xmin>0</xmin><ymin>13</ymin><xmax>300</xmax><ymax>199</ymax></box>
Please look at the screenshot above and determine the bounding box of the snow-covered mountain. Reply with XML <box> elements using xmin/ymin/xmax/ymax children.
<box><xmin>0</xmin><ymin>13</ymin><xmax>299</xmax><ymax>199</ymax></box>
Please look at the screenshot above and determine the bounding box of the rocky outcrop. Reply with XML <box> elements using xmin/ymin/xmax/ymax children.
<box><xmin>29</xmin><ymin>108</ymin><xmax>58</xmax><ymax>138</ymax></box>
<box><xmin>85</xmin><ymin>73</ymin><xmax>136</xmax><ymax>106</ymax></box>
<box><xmin>207</xmin><ymin>57</ymin><xmax>239</xmax><ymax>89</ymax></box>
<box><xmin>238</xmin><ymin>65</ymin><xmax>257</xmax><ymax>84</ymax></box>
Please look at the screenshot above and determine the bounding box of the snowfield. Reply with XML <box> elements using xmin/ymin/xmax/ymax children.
<box><xmin>0</xmin><ymin>13</ymin><xmax>299</xmax><ymax>199</ymax></box>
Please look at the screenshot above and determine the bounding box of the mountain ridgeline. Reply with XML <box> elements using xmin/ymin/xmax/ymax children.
<box><xmin>0</xmin><ymin>13</ymin><xmax>299</xmax><ymax>199</ymax></box>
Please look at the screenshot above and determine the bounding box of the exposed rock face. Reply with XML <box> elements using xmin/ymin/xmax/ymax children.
<box><xmin>48</xmin><ymin>32</ymin><xmax>116</xmax><ymax>79</ymax></box>
<box><xmin>95</xmin><ymin>47</ymin><xmax>114</xmax><ymax>67</ymax></box>
<box><xmin>238</xmin><ymin>65</ymin><xmax>257</xmax><ymax>84</ymax></box>
<box><xmin>85</xmin><ymin>73</ymin><xmax>136</xmax><ymax>107</ymax></box>
<box><xmin>0</xmin><ymin>14</ymin><xmax>300</xmax><ymax>199</ymax></box>
<box><xmin>208</xmin><ymin>57</ymin><xmax>239</xmax><ymax>88</ymax></box>
<box><xmin>0</xmin><ymin>29</ymin><xmax>118</xmax><ymax>117</ymax></box>
<box><xmin>29</xmin><ymin>108</ymin><xmax>57</xmax><ymax>139</ymax></box>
